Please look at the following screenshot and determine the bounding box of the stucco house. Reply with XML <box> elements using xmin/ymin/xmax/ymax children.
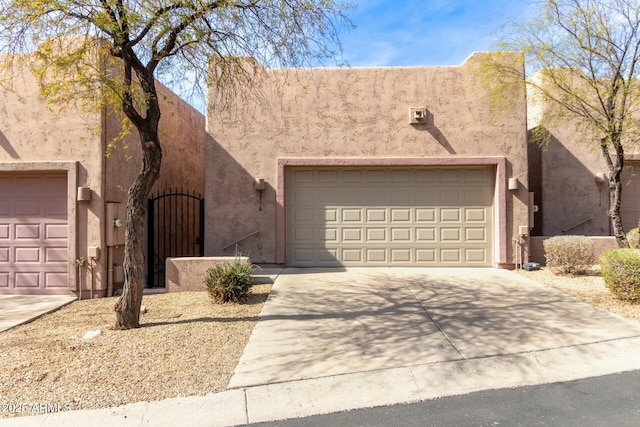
<box><xmin>4</xmin><ymin>47</ymin><xmax>635</xmax><ymax>296</ymax></box>
<box><xmin>204</xmin><ymin>52</ymin><xmax>531</xmax><ymax>268</ymax></box>
<box><xmin>527</xmin><ymin>89</ymin><xmax>639</xmax><ymax>259</ymax></box>
<box><xmin>0</xmin><ymin>53</ymin><xmax>205</xmax><ymax>296</ymax></box>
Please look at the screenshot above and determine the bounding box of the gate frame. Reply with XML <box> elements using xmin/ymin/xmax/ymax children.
<box><xmin>147</xmin><ymin>188</ymin><xmax>204</xmax><ymax>287</ymax></box>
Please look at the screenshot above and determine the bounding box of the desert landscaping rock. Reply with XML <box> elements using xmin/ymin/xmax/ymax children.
<box><xmin>82</xmin><ymin>330</ymin><xmax>102</xmax><ymax>340</ymax></box>
<box><xmin>0</xmin><ymin>284</ymin><xmax>271</xmax><ymax>418</ymax></box>
<box><xmin>515</xmin><ymin>267</ymin><xmax>640</xmax><ymax>322</ymax></box>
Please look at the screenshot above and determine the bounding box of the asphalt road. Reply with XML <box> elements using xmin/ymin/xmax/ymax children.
<box><xmin>249</xmin><ymin>370</ymin><xmax>640</xmax><ymax>427</ymax></box>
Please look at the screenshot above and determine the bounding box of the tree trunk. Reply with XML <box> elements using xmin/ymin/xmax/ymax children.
<box><xmin>609</xmin><ymin>175</ymin><xmax>629</xmax><ymax>248</ymax></box>
<box><xmin>114</xmin><ymin>125</ymin><xmax>162</xmax><ymax>329</ymax></box>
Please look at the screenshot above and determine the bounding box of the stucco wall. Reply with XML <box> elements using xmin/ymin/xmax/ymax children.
<box><xmin>104</xmin><ymin>81</ymin><xmax>205</xmax><ymax>203</ymax></box>
<box><xmin>527</xmin><ymin>82</ymin><xmax>639</xmax><ymax>237</ymax></box>
<box><xmin>205</xmin><ymin>52</ymin><xmax>529</xmax><ymax>266</ymax></box>
<box><xmin>0</xmin><ymin>54</ymin><xmax>105</xmax><ymax>295</ymax></box>
<box><xmin>1</xmin><ymin>53</ymin><xmax>205</xmax><ymax>295</ymax></box>
<box><xmin>104</xmin><ymin>81</ymin><xmax>206</xmax><ymax>281</ymax></box>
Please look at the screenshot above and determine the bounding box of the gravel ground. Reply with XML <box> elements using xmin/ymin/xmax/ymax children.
<box><xmin>0</xmin><ymin>284</ymin><xmax>271</xmax><ymax>418</ymax></box>
<box><xmin>2</xmin><ymin>268</ymin><xmax>639</xmax><ymax>418</ymax></box>
<box><xmin>515</xmin><ymin>267</ymin><xmax>640</xmax><ymax>323</ymax></box>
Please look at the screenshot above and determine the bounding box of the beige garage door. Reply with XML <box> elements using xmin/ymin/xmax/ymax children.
<box><xmin>0</xmin><ymin>174</ymin><xmax>69</xmax><ymax>294</ymax></box>
<box><xmin>286</xmin><ymin>166</ymin><xmax>494</xmax><ymax>267</ymax></box>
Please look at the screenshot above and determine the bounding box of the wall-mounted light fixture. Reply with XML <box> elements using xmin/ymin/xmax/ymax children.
<box><xmin>508</xmin><ymin>178</ymin><xmax>519</xmax><ymax>191</ymax></box>
<box><xmin>254</xmin><ymin>179</ymin><xmax>266</xmax><ymax>211</ymax></box>
<box><xmin>595</xmin><ymin>172</ymin><xmax>607</xmax><ymax>183</ymax></box>
<box><xmin>77</xmin><ymin>187</ymin><xmax>92</xmax><ymax>201</ymax></box>
<box><xmin>113</xmin><ymin>218</ymin><xmax>123</xmax><ymax>228</ymax></box>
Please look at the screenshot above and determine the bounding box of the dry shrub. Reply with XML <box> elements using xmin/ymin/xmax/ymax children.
<box><xmin>543</xmin><ymin>235</ymin><xmax>594</xmax><ymax>275</ymax></box>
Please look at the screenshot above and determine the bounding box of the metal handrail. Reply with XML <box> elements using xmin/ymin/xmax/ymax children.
<box><xmin>562</xmin><ymin>217</ymin><xmax>592</xmax><ymax>233</ymax></box>
<box><xmin>223</xmin><ymin>230</ymin><xmax>260</xmax><ymax>250</ymax></box>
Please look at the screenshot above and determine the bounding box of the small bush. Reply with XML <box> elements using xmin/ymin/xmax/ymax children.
<box><xmin>601</xmin><ymin>249</ymin><xmax>640</xmax><ymax>302</ymax></box>
<box><xmin>205</xmin><ymin>256</ymin><xmax>255</xmax><ymax>303</ymax></box>
<box><xmin>627</xmin><ymin>228</ymin><xmax>639</xmax><ymax>249</ymax></box>
<box><xmin>543</xmin><ymin>235</ymin><xmax>594</xmax><ymax>275</ymax></box>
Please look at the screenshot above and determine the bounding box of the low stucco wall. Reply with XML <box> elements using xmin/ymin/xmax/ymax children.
<box><xmin>166</xmin><ymin>256</ymin><xmax>250</xmax><ymax>292</ymax></box>
<box><xmin>529</xmin><ymin>236</ymin><xmax>618</xmax><ymax>265</ymax></box>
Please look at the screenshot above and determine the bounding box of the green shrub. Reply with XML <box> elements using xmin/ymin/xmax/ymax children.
<box><xmin>543</xmin><ymin>235</ymin><xmax>594</xmax><ymax>275</ymax></box>
<box><xmin>600</xmin><ymin>249</ymin><xmax>640</xmax><ymax>302</ymax></box>
<box><xmin>627</xmin><ymin>228</ymin><xmax>639</xmax><ymax>249</ymax></box>
<box><xmin>205</xmin><ymin>256</ymin><xmax>255</xmax><ymax>303</ymax></box>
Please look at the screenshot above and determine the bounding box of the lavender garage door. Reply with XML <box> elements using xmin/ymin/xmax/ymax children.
<box><xmin>0</xmin><ymin>174</ymin><xmax>69</xmax><ymax>294</ymax></box>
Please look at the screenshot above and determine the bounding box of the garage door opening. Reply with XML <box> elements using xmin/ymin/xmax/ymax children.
<box><xmin>285</xmin><ymin>166</ymin><xmax>494</xmax><ymax>267</ymax></box>
<box><xmin>0</xmin><ymin>173</ymin><xmax>69</xmax><ymax>294</ymax></box>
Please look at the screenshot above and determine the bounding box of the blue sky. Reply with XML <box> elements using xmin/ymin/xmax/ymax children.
<box><xmin>339</xmin><ymin>0</ymin><xmax>531</xmax><ymax>67</ymax></box>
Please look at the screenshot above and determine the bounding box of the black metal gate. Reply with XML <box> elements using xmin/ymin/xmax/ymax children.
<box><xmin>147</xmin><ymin>189</ymin><xmax>204</xmax><ymax>287</ymax></box>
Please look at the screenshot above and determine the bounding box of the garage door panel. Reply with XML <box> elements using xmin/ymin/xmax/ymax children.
<box><xmin>416</xmin><ymin>249</ymin><xmax>436</xmax><ymax>262</ymax></box>
<box><xmin>0</xmin><ymin>174</ymin><xmax>68</xmax><ymax>294</ymax></box>
<box><xmin>286</xmin><ymin>167</ymin><xmax>493</xmax><ymax>267</ymax></box>
<box><xmin>391</xmin><ymin>208</ymin><xmax>411</xmax><ymax>222</ymax></box>
<box><xmin>391</xmin><ymin>249</ymin><xmax>411</xmax><ymax>262</ymax></box>
<box><xmin>441</xmin><ymin>191</ymin><xmax>461</xmax><ymax>204</ymax></box>
<box><xmin>342</xmin><ymin>248</ymin><xmax>363</xmax><ymax>262</ymax></box>
<box><xmin>45</xmin><ymin>247</ymin><xmax>67</xmax><ymax>262</ymax></box>
<box><xmin>366</xmin><ymin>170</ymin><xmax>386</xmax><ymax>182</ymax></box>
<box><xmin>465</xmin><ymin>208</ymin><xmax>487</xmax><ymax>222</ymax></box>
<box><xmin>391</xmin><ymin>228</ymin><xmax>411</xmax><ymax>242</ymax></box>
<box><xmin>366</xmin><ymin>209</ymin><xmax>386</xmax><ymax>222</ymax></box>
<box><xmin>44</xmin><ymin>272</ymin><xmax>68</xmax><ymax>288</ymax></box>
<box><xmin>15</xmin><ymin>201</ymin><xmax>40</xmax><ymax>216</ymax></box>
<box><xmin>416</xmin><ymin>228</ymin><xmax>436</xmax><ymax>242</ymax></box>
<box><xmin>441</xmin><ymin>248</ymin><xmax>462</xmax><ymax>262</ymax></box>
<box><xmin>416</xmin><ymin>209</ymin><xmax>436</xmax><ymax>222</ymax></box>
<box><xmin>0</xmin><ymin>224</ymin><xmax>9</xmax><ymax>239</ymax></box>
<box><xmin>441</xmin><ymin>209</ymin><xmax>461</xmax><ymax>222</ymax></box>
<box><xmin>15</xmin><ymin>224</ymin><xmax>40</xmax><ymax>240</ymax></box>
<box><xmin>15</xmin><ymin>272</ymin><xmax>40</xmax><ymax>288</ymax></box>
<box><xmin>324</xmin><ymin>228</ymin><xmax>338</xmax><ymax>242</ymax></box>
<box><xmin>466</xmin><ymin>228</ymin><xmax>488</xmax><ymax>242</ymax></box>
<box><xmin>391</xmin><ymin>190</ymin><xmax>411</xmax><ymax>204</ymax></box>
<box><xmin>367</xmin><ymin>248</ymin><xmax>387</xmax><ymax>262</ymax></box>
<box><xmin>342</xmin><ymin>209</ymin><xmax>362</xmax><ymax>222</ymax></box>
<box><xmin>367</xmin><ymin>228</ymin><xmax>387</xmax><ymax>241</ymax></box>
<box><xmin>440</xmin><ymin>228</ymin><xmax>461</xmax><ymax>242</ymax></box>
<box><xmin>0</xmin><ymin>247</ymin><xmax>8</xmax><ymax>262</ymax></box>
<box><xmin>466</xmin><ymin>248</ymin><xmax>488</xmax><ymax>263</ymax></box>
<box><xmin>365</xmin><ymin>191</ymin><xmax>385</xmax><ymax>203</ymax></box>
<box><xmin>318</xmin><ymin>169</ymin><xmax>338</xmax><ymax>182</ymax></box>
<box><xmin>342</xmin><ymin>229</ymin><xmax>363</xmax><ymax>242</ymax></box>
<box><xmin>15</xmin><ymin>247</ymin><xmax>41</xmax><ymax>263</ymax></box>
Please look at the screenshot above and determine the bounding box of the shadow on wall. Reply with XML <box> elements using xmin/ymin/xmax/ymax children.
<box><xmin>528</xmin><ymin>127</ymin><xmax>610</xmax><ymax>236</ymax></box>
<box><xmin>0</xmin><ymin>129</ymin><xmax>20</xmax><ymax>159</ymax></box>
<box><xmin>411</xmin><ymin>110</ymin><xmax>456</xmax><ymax>155</ymax></box>
<box><xmin>205</xmin><ymin>134</ymin><xmax>275</xmax><ymax>263</ymax></box>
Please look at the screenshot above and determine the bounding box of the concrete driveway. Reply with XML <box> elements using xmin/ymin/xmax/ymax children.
<box><xmin>230</xmin><ymin>268</ymin><xmax>640</xmax><ymax>390</ymax></box>
<box><xmin>0</xmin><ymin>294</ymin><xmax>77</xmax><ymax>333</ymax></box>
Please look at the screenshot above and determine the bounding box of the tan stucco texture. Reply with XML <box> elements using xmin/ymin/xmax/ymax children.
<box><xmin>206</xmin><ymin>52</ymin><xmax>529</xmax><ymax>266</ymax></box>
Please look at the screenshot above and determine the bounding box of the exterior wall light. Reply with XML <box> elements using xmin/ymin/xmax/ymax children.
<box><xmin>508</xmin><ymin>178</ymin><xmax>519</xmax><ymax>191</ymax></box>
<box><xmin>113</xmin><ymin>218</ymin><xmax>123</xmax><ymax>228</ymax></box>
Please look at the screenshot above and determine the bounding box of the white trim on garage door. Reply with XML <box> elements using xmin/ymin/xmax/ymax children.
<box><xmin>286</xmin><ymin>166</ymin><xmax>494</xmax><ymax>267</ymax></box>
<box><xmin>0</xmin><ymin>173</ymin><xmax>69</xmax><ymax>294</ymax></box>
